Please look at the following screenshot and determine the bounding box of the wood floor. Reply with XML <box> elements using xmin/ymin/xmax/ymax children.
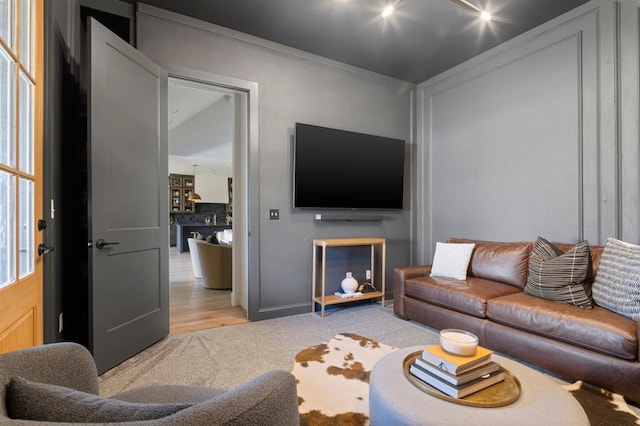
<box><xmin>169</xmin><ymin>247</ymin><xmax>247</xmax><ymax>335</ymax></box>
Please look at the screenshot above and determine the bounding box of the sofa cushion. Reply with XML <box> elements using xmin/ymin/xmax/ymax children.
<box><xmin>430</xmin><ymin>242</ymin><xmax>475</xmax><ymax>280</ymax></box>
<box><xmin>447</xmin><ymin>238</ymin><xmax>532</xmax><ymax>289</ymax></box>
<box><xmin>592</xmin><ymin>238</ymin><xmax>640</xmax><ymax>321</ymax></box>
<box><xmin>487</xmin><ymin>292</ymin><xmax>638</xmax><ymax>360</ymax></box>
<box><xmin>405</xmin><ymin>275</ymin><xmax>522</xmax><ymax>318</ymax></box>
<box><xmin>524</xmin><ymin>237</ymin><xmax>592</xmax><ymax>308</ymax></box>
<box><xmin>7</xmin><ymin>377</ymin><xmax>193</xmax><ymax>422</ymax></box>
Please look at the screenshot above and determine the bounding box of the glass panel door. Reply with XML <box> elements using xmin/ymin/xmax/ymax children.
<box><xmin>0</xmin><ymin>0</ymin><xmax>36</xmax><ymax>287</ymax></box>
<box><xmin>0</xmin><ymin>170</ymin><xmax>15</xmax><ymax>287</ymax></box>
<box><xmin>0</xmin><ymin>47</ymin><xmax>14</xmax><ymax>168</ymax></box>
<box><xmin>0</xmin><ymin>0</ymin><xmax>15</xmax><ymax>50</ymax></box>
<box><xmin>0</xmin><ymin>0</ymin><xmax>42</xmax><ymax>352</ymax></box>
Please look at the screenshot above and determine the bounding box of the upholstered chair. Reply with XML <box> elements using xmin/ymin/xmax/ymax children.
<box><xmin>0</xmin><ymin>342</ymin><xmax>299</xmax><ymax>425</ymax></box>
<box><xmin>187</xmin><ymin>238</ymin><xmax>203</xmax><ymax>279</ymax></box>
<box><xmin>191</xmin><ymin>239</ymin><xmax>232</xmax><ymax>289</ymax></box>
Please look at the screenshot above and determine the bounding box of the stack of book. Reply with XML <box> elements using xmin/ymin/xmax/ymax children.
<box><xmin>409</xmin><ymin>344</ymin><xmax>505</xmax><ymax>398</ymax></box>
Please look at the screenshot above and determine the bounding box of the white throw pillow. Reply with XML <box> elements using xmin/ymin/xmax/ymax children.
<box><xmin>430</xmin><ymin>242</ymin><xmax>476</xmax><ymax>280</ymax></box>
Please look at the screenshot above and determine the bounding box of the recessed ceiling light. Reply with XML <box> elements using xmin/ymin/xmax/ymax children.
<box><xmin>381</xmin><ymin>1</ymin><xmax>494</xmax><ymax>21</ymax></box>
<box><xmin>449</xmin><ymin>0</ymin><xmax>493</xmax><ymax>20</ymax></box>
<box><xmin>381</xmin><ymin>5</ymin><xmax>395</xmax><ymax>18</ymax></box>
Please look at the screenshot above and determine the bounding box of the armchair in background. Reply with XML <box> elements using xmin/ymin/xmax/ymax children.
<box><xmin>187</xmin><ymin>238</ymin><xmax>203</xmax><ymax>279</ymax></box>
<box><xmin>190</xmin><ymin>238</ymin><xmax>232</xmax><ymax>289</ymax></box>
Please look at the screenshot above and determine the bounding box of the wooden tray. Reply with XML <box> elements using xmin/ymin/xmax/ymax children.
<box><xmin>403</xmin><ymin>351</ymin><xmax>521</xmax><ymax>408</ymax></box>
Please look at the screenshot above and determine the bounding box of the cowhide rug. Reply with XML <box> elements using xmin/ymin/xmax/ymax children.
<box><xmin>293</xmin><ymin>333</ymin><xmax>640</xmax><ymax>426</ymax></box>
<box><xmin>293</xmin><ymin>333</ymin><xmax>396</xmax><ymax>425</ymax></box>
<box><xmin>562</xmin><ymin>381</ymin><xmax>640</xmax><ymax>426</ymax></box>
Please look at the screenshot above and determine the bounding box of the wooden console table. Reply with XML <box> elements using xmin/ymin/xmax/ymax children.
<box><xmin>312</xmin><ymin>237</ymin><xmax>386</xmax><ymax>317</ymax></box>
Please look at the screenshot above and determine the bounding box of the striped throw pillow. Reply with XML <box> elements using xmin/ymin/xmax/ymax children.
<box><xmin>524</xmin><ymin>237</ymin><xmax>592</xmax><ymax>308</ymax></box>
<box><xmin>592</xmin><ymin>238</ymin><xmax>640</xmax><ymax>321</ymax></box>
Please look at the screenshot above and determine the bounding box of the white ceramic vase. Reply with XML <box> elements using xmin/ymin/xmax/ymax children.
<box><xmin>341</xmin><ymin>272</ymin><xmax>358</xmax><ymax>294</ymax></box>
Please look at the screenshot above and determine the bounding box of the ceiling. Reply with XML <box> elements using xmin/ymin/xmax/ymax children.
<box><xmin>168</xmin><ymin>82</ymin><xmax>225</xmax><ymax>132</ymax></box>
<box><xmin>168</xmin><ymin>79</ymin><xmax>235</xmax><ymax>176</ymax></box>
<box><xmin>130</xmin><ymin>0</ymin><xmax>591</xmax><ymax>83</ymax></box>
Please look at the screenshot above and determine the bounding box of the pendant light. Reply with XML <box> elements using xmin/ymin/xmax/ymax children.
<box><xmin>188</xmin><ymin>164</ymin><xmax>202</xmax><ymax>201</ymax></box>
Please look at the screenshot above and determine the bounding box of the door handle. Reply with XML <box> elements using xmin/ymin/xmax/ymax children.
<box><xmin>38</xmin><ymin>244</ymin><xmax>54</xmax><ymax>256</ymax></box>
<box><xmin>94</xmin><ymin>239</ymin><xmax>120</xmax><ymax>249</ymax></box>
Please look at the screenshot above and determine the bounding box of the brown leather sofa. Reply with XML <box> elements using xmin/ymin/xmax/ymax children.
<box><xmin>393</xmin><ymin>238</ymin><xmax>640</xmax><ymax>403</ymax></box>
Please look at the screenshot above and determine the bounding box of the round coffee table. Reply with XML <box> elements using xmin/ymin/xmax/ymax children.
<box><xmin>369</xmin><ymin>346</ymin><xmax>588</xmax><ymax>425</ymax></box>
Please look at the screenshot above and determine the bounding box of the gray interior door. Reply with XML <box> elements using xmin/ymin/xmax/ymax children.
<box><xmin>88</xmin><ymin>18</ymin><xmax>169</xmax><ymax>374</ymax></box>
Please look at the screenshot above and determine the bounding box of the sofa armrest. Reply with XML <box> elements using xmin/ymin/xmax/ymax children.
<box><xmin>393</xmin><ymin>265</ymin><xmax>432</xmax><ymax>318</ymax></box>
<box><xmin>157</xmin><ymin>370</ymin><xmax>300</xmax><ymax>425</ymax></box>
<box><xmin>0</xmin><ymin>342</ymin><xmax>100</xmax><ymax>419</ymax></box>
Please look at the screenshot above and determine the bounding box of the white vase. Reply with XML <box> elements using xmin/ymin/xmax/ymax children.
<box><xmin>341</xmin><ymin>272</ymin><xmax>358</xmax><ymax>294</ymax></box>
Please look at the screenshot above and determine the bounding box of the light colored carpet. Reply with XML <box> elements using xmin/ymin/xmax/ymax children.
<box><xmin>99</xmin><ymin>303</ymin><xmax>438</xmax><ymax>395</ymax></box>
<box><xmin>98</xmin><ymin>302</ymin><xmax>640</xmax><ymax>424</ymax></box>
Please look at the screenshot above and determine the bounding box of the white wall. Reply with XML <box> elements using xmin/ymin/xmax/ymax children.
<box><xmin>416</xmin><ymin>0</ymin><xmax>640</xmax><ymax>262</ymax></box>
<box><xmin>195</xmin><ymin>174</ymin><xmax>229</xmax><ymax>204</ymax></box>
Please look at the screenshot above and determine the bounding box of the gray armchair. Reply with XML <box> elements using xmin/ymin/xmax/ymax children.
<box><xmin>0</xmin><ymin>342</ymin><xmax>300</xmax><ymax>425</ymax></box>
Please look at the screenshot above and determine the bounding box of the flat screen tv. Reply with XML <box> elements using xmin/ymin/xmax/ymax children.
<box><xmin>293</xmin><ymin>123</ymin><xmax>405</xmax><ymax>210</ymax></box>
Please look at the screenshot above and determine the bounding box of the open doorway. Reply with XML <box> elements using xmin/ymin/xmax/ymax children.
<box><xmin>167</xmin><ymin>77</ymin><xmax>248</xmax><ymax>334</ymax></box>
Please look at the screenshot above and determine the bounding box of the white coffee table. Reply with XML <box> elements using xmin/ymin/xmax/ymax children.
<box><xmin>369</xmin><ymin>346</ymin><xmax>588</xmax><ymax>425</ymax></box>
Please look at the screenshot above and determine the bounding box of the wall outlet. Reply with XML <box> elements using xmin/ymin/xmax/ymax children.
<box><xmin>366</xmin><ymin>269</ymin><xmax>371</xmax><ymax>280</ymax></box>
<box><xmin>269</xmin><ymin>209</ymin><xmax>280</xmax><ymax>220</ymax></box>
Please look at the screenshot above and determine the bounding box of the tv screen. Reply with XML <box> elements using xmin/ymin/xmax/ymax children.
<box><xmin>293</xmin><ymin>123</ymin><xmax>405</xmax><ymax>210</ymax></box>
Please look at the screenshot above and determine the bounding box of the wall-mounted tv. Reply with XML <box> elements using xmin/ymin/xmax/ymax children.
<box><xmin>293</xmin><ymin>123</ymin><xmax>405</xmax><ymax>210</ymax></box>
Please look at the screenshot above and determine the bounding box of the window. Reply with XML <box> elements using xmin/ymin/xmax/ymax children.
<box><xmin>0</xmin><ymin>0</ymin><xmax>37</xmax><ymax>287</ymax></box>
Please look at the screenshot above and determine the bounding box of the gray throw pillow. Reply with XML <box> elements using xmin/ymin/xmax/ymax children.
<box><xmin>7</xmin><ymin>377</ymin><xmax>192</xmax><ymax>422</ymax></box>
<box><xmin>592</xmin><ymin>237</ymin><xmax>640</xmax><ymax>321</ymax></box>
<box><xmin>524</xmin><ymin>237</ymin><xmax>592</xmax><ymax>308</ymax></box>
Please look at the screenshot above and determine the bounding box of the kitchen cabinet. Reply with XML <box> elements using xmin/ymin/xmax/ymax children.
<box><xmin>169</xmin><ymin>173</ymin><xmax>195</xmax><ymax>213</ymax></box>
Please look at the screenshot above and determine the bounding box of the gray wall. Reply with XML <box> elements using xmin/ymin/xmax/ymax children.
<box><xmin>136</xmin><ymin>5</ymin><xmax>415</xmax><ymax>318</ymax></box>
<box><xmin>415</xmin><ymin>0</ymin><xmax>640</xmax><ymax>262</ymax></box>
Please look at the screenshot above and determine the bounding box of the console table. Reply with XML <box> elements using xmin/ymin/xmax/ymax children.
<box><xmin>312</xmin><ymin>237</ymin><xmax>386</xmax><ymax>317</ymax></box>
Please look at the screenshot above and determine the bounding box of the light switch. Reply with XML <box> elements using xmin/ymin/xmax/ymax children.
<box><xmin>269</xmin><ymin>209</ymin><xmax>280</xmax><ymax>220</ymax></box>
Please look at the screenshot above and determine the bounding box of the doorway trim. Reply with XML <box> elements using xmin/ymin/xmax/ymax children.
<box><xmin>163</xmin><ymin>64</ymin><xmax>258</xmax><ymax>316</ymax></box>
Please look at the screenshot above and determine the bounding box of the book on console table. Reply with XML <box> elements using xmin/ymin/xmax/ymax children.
<box><xmin>413</xmin><ymin>356</ymin><xmax>500</xmax><ymax>386</ymax></box>
<box><xmin>409</xmin><ymin>362</ymin><xmax>505</xmax><ymax>398</ymax></box>
<box><xmin>421</xmin><ymin>344</ymin><xmax>493</xmax><ymax>375</ymax></box>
